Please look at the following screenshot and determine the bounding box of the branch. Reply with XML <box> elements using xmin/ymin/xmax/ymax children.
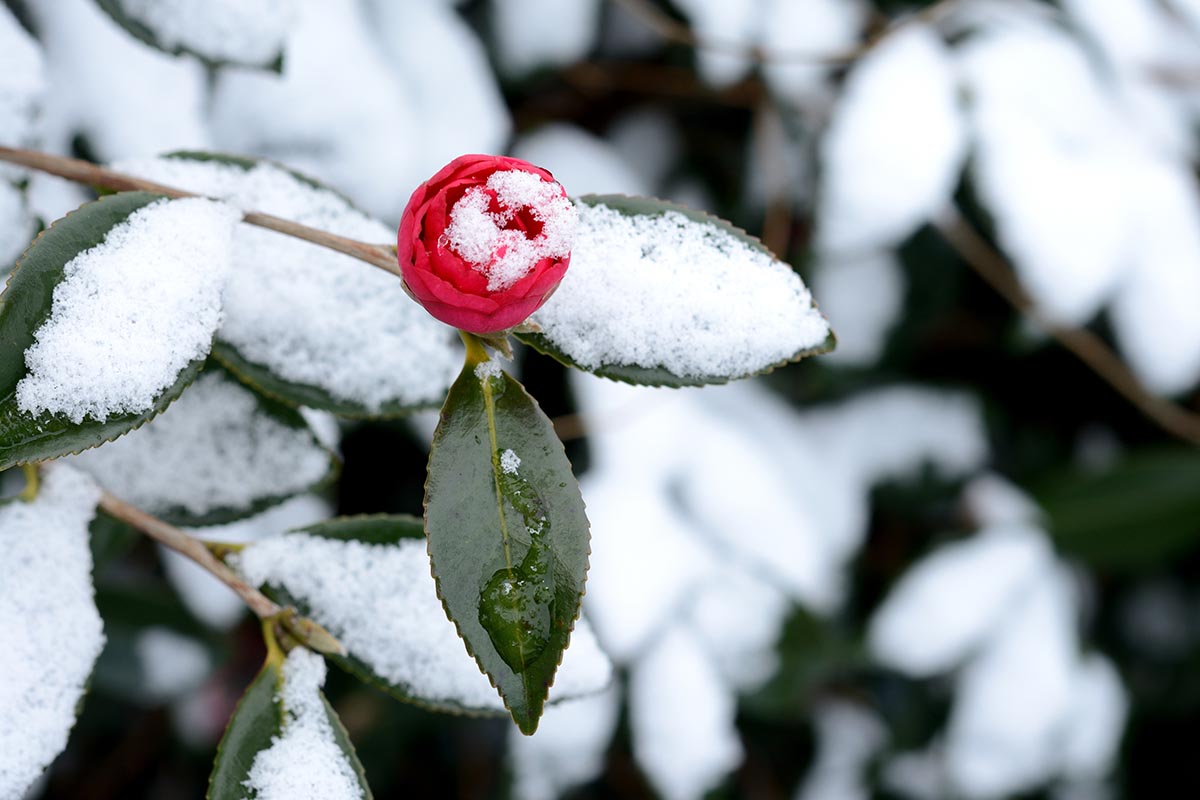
<box><xmin>97</xmin><ymin>489</ymin><xmax>282</xmax><ymax>619</ymax></box>
<box><xmin>0</xmin><ymin>146</ymin><xmax>402</xmax><ymax>278</ymax></box>
<box><xmin>610</xmin><ymin>0</ymin><xmax>958</xmax><ymax>66</ymax></box>
<box><xmin>934</xmin><ymin>207</ymin><xmax>1200</xmax><ymax>447</ymax></box>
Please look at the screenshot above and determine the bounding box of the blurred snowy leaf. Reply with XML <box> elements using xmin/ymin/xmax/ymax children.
<box><xmin>0</xmin><ymin>3</ymin><xmax>46</xmax><ymax>182</ymax></box>
<box><xmin>30</xmin><ymin>0</ymin><xmax>211</xmax><ymax>161</ymax></box>
<box><xmin>867</xmin><ymin>525</ymin><xmax>1054</xmax><ymax>677</ymax></box>
<box><xmin>629</xmin><ymin>626</ymin><xmax>742</xmax><ymax>800</ymax></box>
<box><xmin>817</xmin><ymin>25</ymin><xmax>967</xmax><ymax>254</ymax></box>
<box><xmin>94</xmin><ymin>0</ymin><xmax>297</xmax><ymax>70</ymax></box>
<box><xmin>811</xmin><ymin>250</ymin><xmax>905</xmax><ymax>367</ymax></box>
<box><xmin>492</xmin><ymin>0</ymin><xmax>600</xmax><ymax>76</ymax></box>
<box><xmin>760</xmin><ymin>0</ymin><xmax>866</xmax><ymax>102</ymax></box>
<box><xmin>672</xmin><ymin>0</ymin><xmax>759</xmax><ymax>87</ymax></box>
<box><xmin>512</xmin><ymin>123</ymin><xmax>650</xmax><ymax>196</ymax></box>
<box><xmin>508</xmin><ymin>686</ymin><xmax>620</xmax><ymax>800</ymax></box>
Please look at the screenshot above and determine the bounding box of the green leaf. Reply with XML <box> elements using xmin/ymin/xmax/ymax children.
<box><xmin>157</xmin><ymin>151</ymin><xmax>447</xmax><ymax>419</ymax></box>
<box><xmin>514</xmin><ymin>194</ymin><xmax>836</xmax><ymax>388</ymax></box>
<box><xmin>0</xmin><ymin>191</ymin><xmax>203</xmax><ymax>470</ymax></box>
<box><xmin>425</xmin><ymin>337</ymin><xmax>591</xmax><ymax>734</ymax></box>
<box><xmin>209</xmin><ymin>650</ymin><xmax>372</xmax><ymax>800</ymax></box>
<box><xmin>1035</xmin><ymin>447</ymin><xmax>1200</xmax><ymax>571</ymax></box>
<box><xmin>93</xmin><ymin>0</ymin><xmax>286</xmax><ymax>72</ymax></box>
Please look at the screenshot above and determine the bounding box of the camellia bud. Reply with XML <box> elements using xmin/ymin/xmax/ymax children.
<box><xmin>397</xmin><ymin>154</ymin><xmax>577</xmax><ymax>334</ymax></box>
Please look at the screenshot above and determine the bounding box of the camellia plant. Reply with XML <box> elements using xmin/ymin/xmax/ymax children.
<box><xmin>0</xmin><ymin>143</ymin><xmax>833</xmax><ymax>799</ymax></box>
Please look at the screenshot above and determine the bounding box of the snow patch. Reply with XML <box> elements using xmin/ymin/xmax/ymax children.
<box><xmin>114</xmin><ymin>0</ymin><xmax>297</xmax><ymax>65</ymax></box>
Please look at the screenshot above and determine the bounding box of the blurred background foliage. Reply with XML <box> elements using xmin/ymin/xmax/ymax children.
<box><xmin>5</xmin><ymin>0</ymin><xmax>1200</xmax><ymax>798</ymax></box>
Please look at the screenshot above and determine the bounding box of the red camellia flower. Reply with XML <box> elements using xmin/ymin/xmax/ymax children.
<box><xmin>397</xmin><ymin>154</ymin><xmax>578</xmax><ymax>334</ymax></box>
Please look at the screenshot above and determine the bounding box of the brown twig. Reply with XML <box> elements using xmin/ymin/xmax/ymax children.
<box><xmin>610</xmin><ymin>0</ymin><xmax>959</xmax><ymax>66</ymax></box>
<box><xmin>934</xmin><ymin>207</ymin><xmax>1200</xmax><ymax>447</ymax></box>
<box><xmin>0</xmin><ymin>146</ymin><xmax>402</xmax><ymax>278</ymax></box>
<box><xmin>97</xmin><ymin>489</ymin><xmax>281</xmax><ymax>619</ymax></box>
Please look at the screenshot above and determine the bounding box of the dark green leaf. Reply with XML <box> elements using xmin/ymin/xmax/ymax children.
<box><xmin>425</xmin><ymin>337</ymin><xmax>591</xmax><ymax>734</ymax></box>
<box><xmin>208</xmin><ymin>663</ymin><xmax>284</xmax><ymax>800</ymax></box>
<box><xmin>514</xmin><ymin>194</ymin><xmax>836</xmax><ymax>388</ymax></box>
<box><xmin>260</xmin><ymin>514</ymin><xmax>508</xmax><ymax>718</ymax></box>
<box><xmin>93</xmin><ymin>0</ymin><xmax>286</xmax><ymax>71</ymax></box>
<box><xmin>0</xmin><ymin>191</ymin><xmax>203</xmax><ymax>469</ymax></box>
<box><xmin>1035</xmin><ymin>447</ymin><xmax>1200</xmax><ymax>571</ymax></box>
<box><xmin>209</xmin><ymin>652</ymin><xmax>372</xmax><ymax>800</ymax></box>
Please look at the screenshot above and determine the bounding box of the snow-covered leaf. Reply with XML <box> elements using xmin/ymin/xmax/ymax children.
<box><xmin>94</xmin><ymin>0</ymin><xmax>297</xmax><ymax>70</ymax></box>
<box><xmin>520</xmin><ymin>195</ymin><xmax>834</xmax><ymax>387</ymax></box>
<box><xmin>70</xmin><ymin>368</ymin><xmax>337</xmax><ymax>526</ymax></box>
<box><xmin>760</xmin><ymin>0</ymin><xmax>866</xmax><ymax>102</ymax></box>
<box><xmin>810</xmin><ymin>251</ymin><xmax>904</xmax><ymax>367</ymax></box>
<box><xmin>0</xmin><ymin>465</ymin><xmax>104</xmax><ymax>799</ymax></box>
<box><xmin>233</xmin><ymin>515</ymin><xmax>612</xmax><ymax>719</ymax></box>
<box><xmin>672</xmin><ymin>0</ymin><xmax>758</xmax><ymax>87</ymax></box>
<box><xmin>115</xmin><ymin>152</ymin><xmax>461</xmax><ymax>418</ymax></box>
<box><xmin>0</xmin><ymin>192</ymin><xmax>238</xmax><ymax>468</ymax></box>
<box><xmin>424</xmin><ymin>345</ymin><xmax>594</xmax><ymax>733</ymax></box>
<box><xmin>816</xmin><ymin>25</ymin><xmax>967</xmax><ymax>254</ymax></box>
<box><xmin>0</xmin><ymin>180</ymin><xmax>36</xmax><ymax>269</ymax></box>
<box><xmin>209</xmin><ymin>648</ymin><xmax>370</xmax><ymax>800</ymax></box>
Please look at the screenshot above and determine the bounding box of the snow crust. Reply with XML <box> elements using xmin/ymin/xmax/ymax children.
<box><xmin>533</xmin><ymin>201</ymin><xmax>830</xmax><ymax>379</ymax></box>
<box><xmin>242</xmin><ymin>649</ymin><xmax>363</xmax><ymax>800</ymax></box>
<box><xmin>115</xmin><ymin>0</ymin><xmax>297</xmax><ymax>65</ymax></box>
<box><xmin>17</xmin><ymin>198</ymin><xmax>239</xmax><ymax>423</ymax></box>
<box><xmin>234</xmin><ymin>533</ymin><xmax>613</xmax><ymax>711</ymax></box>
<box><xmin>0</xmin><ymin>466</ymin><xmax>103</xmax><ymax>799</ymax></box>
<box><xmin>115</xmin><ymin>156</ymin><xmax>461</xmax><ymax>411</ymax></box>
<box><xmin>70</xmin><ymin>371</ymin><xmax>331</xmax><ymax>517</ymax></box>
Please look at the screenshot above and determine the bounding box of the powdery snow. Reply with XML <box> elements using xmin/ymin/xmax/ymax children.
<box><xmin>444</xmin><ymin>169</ymin><xmax>577</xmax><ymax>291</ymax></box>
<box><xmin>233</xmin><ymin>533</ymin><xmax>613</xmax><ymax>711</ymax></box>
<box><xmin>242</xmin><ymin>649</ymin><xmax>364</xmax><ymax>800</ymax></box>
<box><xmin>17</xmin><ymin>198</ymin><xmax>239</xmax><ymax>423</ymax></box>
<box><xmin>114</xmin><ymin>156</ymin><xmax>461</xmax><ymax>412</ymax></box>
<box><xmin>817</xmin><ymin>25</ymin><xmax>966</xmax><ymax>254</ymax></box>
<box><xmin>114</xmin><ymin>0</ymin><xmax>297</xmax><ymax>65</ymax></box>
<box><xmin>70</xmin><ymin>371</ymin><xmax>331</xmax><ymax>517</ymax></box>
<box><xmin>500</xmin><ymin>449</ymin><xmax>521</xmax><ymax>475</ymax></box>
<box><xmin>532</xmin><ymin>201</ymin><xmax>830</xmax><ymax>379</ymax></box>
<box><xmin>0</xmin><ymin>465</ymin><xmax>104</xmax><ymax>800</ymax></box>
